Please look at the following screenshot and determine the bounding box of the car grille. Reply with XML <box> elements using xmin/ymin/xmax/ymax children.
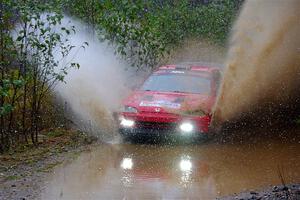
<box><xmin>136</xmin><ymin>121</ymin><xmax>177</xmax><ymax>131</ymax></box>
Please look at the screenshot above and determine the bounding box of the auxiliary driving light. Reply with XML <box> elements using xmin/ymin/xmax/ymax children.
<box><xmin>180</xmin><ymin>159</ymin><xmax>192</xmax><ymax>172</ymax></box>
<box><xmin>121</xmin><ymin>158</ymin><xmax>133</xmax><ymax>170</ymax></box>
<box><xmin>179</xmin><ymin>122</ymin><xmax>194</xmax><ymax>133</ymax></box>
<box><xmin>120</xmin><ymin>118</ymin><xmax>135</xmax><ymax>127</ymax></box>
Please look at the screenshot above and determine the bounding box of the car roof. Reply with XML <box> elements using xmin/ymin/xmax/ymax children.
<box><xmin>157</xmin><ymin>62</ymin><xmax>222</xmax><ymax>73</ymax></box>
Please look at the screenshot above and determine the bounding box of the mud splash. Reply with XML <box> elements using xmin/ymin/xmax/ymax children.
<box><xmin>55</xmin><ymin>18</ymin><xmax>146</xmax><ymax>141</ymax></box>
<box><xmin>213</xmin><ymin>0</ymin><xmax>300</xmax><ymax>127</ymax></box>
<box><xmin>162</xmin><ymin>38</ymin><xmax>225</xmax><ymax>65</ymax></box>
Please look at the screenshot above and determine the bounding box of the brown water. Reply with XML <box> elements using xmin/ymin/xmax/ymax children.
<box><xmin>42</xmin><ymin>130</ymin><xmax>300</xmax><ymax>199</ymax></box>
<box><xmin>213</xmin><ymin>0</ymin><xmax>300</xmax><ymax>126</ymax></box>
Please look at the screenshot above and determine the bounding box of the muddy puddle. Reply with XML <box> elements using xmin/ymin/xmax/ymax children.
<box><xmin>42</xmin><ymin>130</ymin><xmax>300</xmax><ymax>199</ymax></box>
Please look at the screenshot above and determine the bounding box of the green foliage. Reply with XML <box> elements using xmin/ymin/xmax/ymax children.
<box><xmin>15</xmin><ymin>2</ymin><xmax>82</xmax><ymax>84</ymax></box>
<box><xmin>0</xmin><ymin>104</ymin><xmax>13</xmax><ymax>116</ymax></box>
<box><xmin>0</xmin><ymin>0</ymin><xmax>84</xmax><ymax>152</ymax></box>
<box><xmin>64</xmin><ymin>0</ymin><xmax>241</xmax><ymax>68</ymax></box>
<box><xmin>0</xmin><ymin>1</ymin><xmax>15</xmax><ymax>118</ymax></box>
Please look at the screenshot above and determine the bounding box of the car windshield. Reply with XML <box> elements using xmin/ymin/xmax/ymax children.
<box><xmin>141</xmin><ymin>73</ymin><xmax>211</xmax><ymax>94</ymax></box>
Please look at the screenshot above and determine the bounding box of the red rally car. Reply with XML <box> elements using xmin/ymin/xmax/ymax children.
<box><xmin>118</xmin><ymin>63</ymin><xmax>221</xmax><ymax>139</ymax></box>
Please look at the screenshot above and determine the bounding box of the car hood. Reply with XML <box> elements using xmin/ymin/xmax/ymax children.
<box><xmin>123</xmin><ymin>90</ymin><xmax>214</xmax><ymax>115</ymax></box>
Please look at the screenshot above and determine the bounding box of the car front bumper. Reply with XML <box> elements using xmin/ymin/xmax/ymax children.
<box><xmin>117</xmin><ymin>111</ymin><xmax>211</xmax><ymax>140</ymax></box>
<box><xmin>119</xmin><ymin>121</ymin><xmax>208</xmax><ymax>140</ymax></box>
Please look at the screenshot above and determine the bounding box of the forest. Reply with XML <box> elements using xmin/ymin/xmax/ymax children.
<box><xmin>0</xmin><ymin>0</ymin><xmax>242</xmax><ymax>152</ymax></box>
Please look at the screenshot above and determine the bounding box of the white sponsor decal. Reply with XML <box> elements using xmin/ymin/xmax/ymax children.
<box><xmin>139</xmin><ymin>100</ymin><xmax>181</xmax><ymax>109</ymax></box>
<box><xmin>171</xmin><ymin>70</ymin><xmax>185</xmax><ymax>74</ymax></box>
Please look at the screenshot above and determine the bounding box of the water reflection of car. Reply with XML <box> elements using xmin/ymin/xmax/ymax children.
<box><xmin>117</xmin><ymin>63</ymin><xmax>222</xmax><ymax>140</ymax></box>
<box><xmin>117</xmin><ymin>145</ymin><xmax>214</xmax><ymax>198</ymax></box>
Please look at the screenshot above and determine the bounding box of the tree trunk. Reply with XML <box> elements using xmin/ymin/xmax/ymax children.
<box><xmin>0</xmin><ymin>1</ymin><xmax>6</xmax><ymax>152</ymax></box>
<box><xmin>21</xmin><ymin>21</ymin><xmax>29</xmax><ymax>144</ymax></box>
<box><xmin>30</xmin><ymin>65</ymin><xmax>38</xmax><ymax>145</ymax></box>
<box><xmin>8</xmin><ymin>69</ymin><xmax>21</xmax><ymax>144</ymax></box>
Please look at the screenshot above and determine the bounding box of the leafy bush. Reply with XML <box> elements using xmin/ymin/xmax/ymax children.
<box><xmin>0</xmin><ymin>0</ymin><xmax>84</xmax><ymax>152</ymax></box>
<box><xmin>64</xmin><ymin>0</ymin><xmax>242</xmax><ymax>68</ymax></box>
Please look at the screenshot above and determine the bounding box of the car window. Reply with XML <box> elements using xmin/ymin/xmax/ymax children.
<box><xmin>141</xmin><ymin>74</ymin><xmax>211</xmax><ymax>94</ymax></box>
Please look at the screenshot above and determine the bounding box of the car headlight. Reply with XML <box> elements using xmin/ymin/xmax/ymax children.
<box><xmin>179</xmin><ymin>122</ymin><xmax>194</xmax><ymax>133</ymax></box>
<box><xmin>123</xmin><ymin>106</ymin><xmax>138</xmax><ymax>113</ymax></box>
<box><xmin>121</xmin><ymin>157</ymin><xmax>133</xmax><ymax>170</ymax></box>
<box><xmin>120</xmin><ymin>118</ymin><xmax>135</xmax><ymax>127</ymax></box>
<box><xmin>180</xmin><ymin>159</ymin><xmax>192</xmax><ymax>172</ymax></box>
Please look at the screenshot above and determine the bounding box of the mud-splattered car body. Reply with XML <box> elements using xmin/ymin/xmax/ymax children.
<box><xmin>118</xmin><ymin>63</ymin><xmax>221</xmax><ymax>139</ymax></box>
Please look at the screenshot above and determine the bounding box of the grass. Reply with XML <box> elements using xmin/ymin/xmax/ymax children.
<box><xmin>6</xmin><ymin>175</ymin><xmax>21</xmax><ymax>181</ymax></box>
<box><xmin>37</xmin><ymin>161</ymin><xmax>64</xmax><ymax>173</ymax></box>
<box><xmin>277</xmin><ymin>165</ymin><xmax>292</xmax><ymax>199</ymax></box>
<box><xmin>46</xmin><ymin>130</ymin><xmax>65</xmax><ymax>138</ymax></box>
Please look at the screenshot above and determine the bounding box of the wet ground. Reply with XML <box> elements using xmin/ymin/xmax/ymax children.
<box><xmin>42</xmin><ymin>129</ymin><xmax>300</xmax><ymax>200</ymax></box>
